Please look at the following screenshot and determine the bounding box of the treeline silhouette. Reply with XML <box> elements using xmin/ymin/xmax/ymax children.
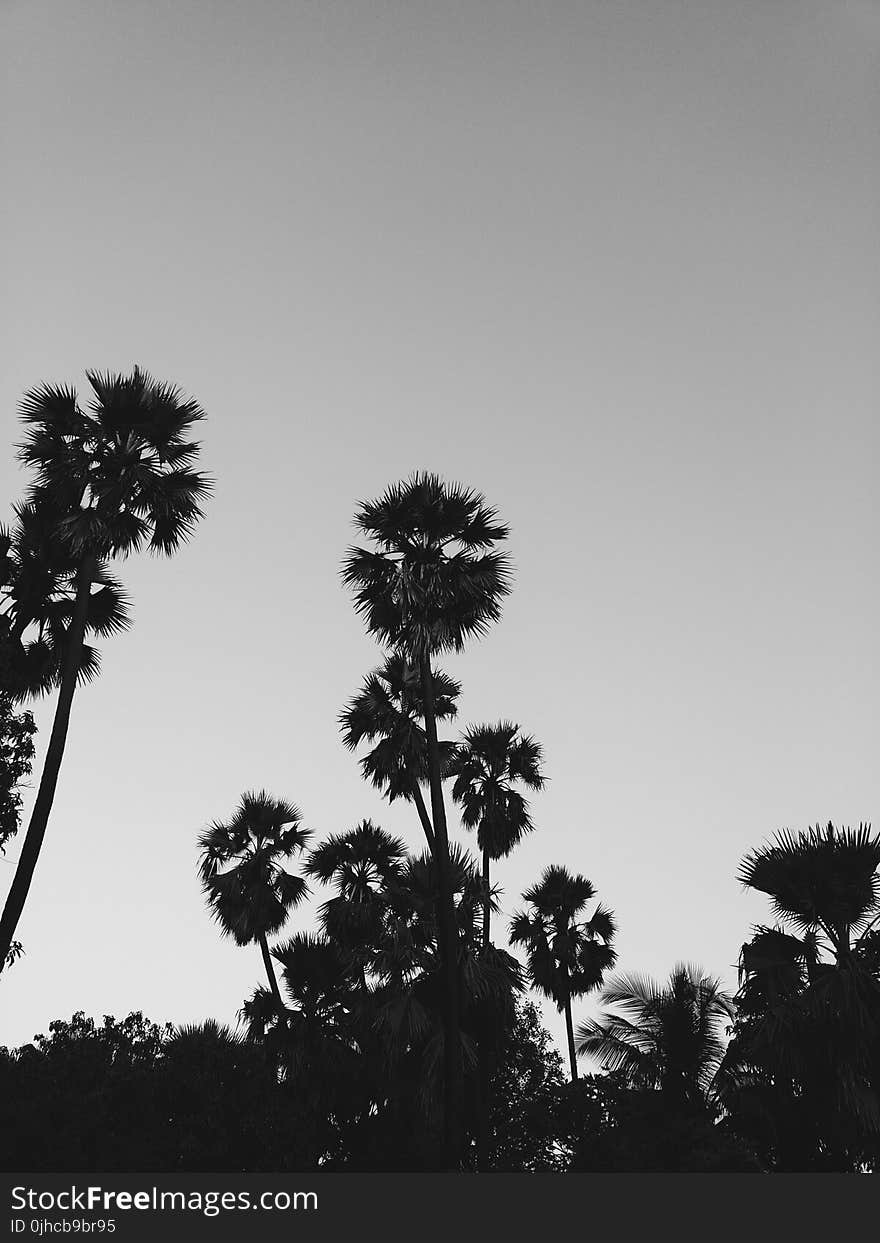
<box><xmin>1</xmin><ymin>370</ymin><xmax>877</xmax><ymax>1172</ymax></box>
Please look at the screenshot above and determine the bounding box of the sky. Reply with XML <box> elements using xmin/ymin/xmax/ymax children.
<box><xmin>0</xmin><ymin>0</ymin><xmax>877</xmax><ymax>1060</ymax></box>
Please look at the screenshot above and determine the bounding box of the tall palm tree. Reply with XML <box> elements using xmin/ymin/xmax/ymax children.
<box><xmin>721</xmin><ymin>822</ymin><xmax>880</xmax><ymax>1169</ymax></box>
<box><xmin>339</xmin><ymin>655</ymin><xmax>461</xmax><ymax>853</ymax></box>
<box><xmin>449</xmin><ymin>721</ymin><xmax>545</xmax><ymax>951</ymax></box>
<box><xmin>576</xmin><ymin>964</ymin><xmax>734</xmax><ymax>1109</ymax></box>
<box><xmin>0</xmin><ymin>367</ymin><xmax>210</xmax><ymax>971</ymax></box>
<box><xmin>341</xmin><ymin>472</ymin><xmax>512</xmax><ymax>1166</ymax></box>
<box><xmin>510</xmin><ymin>865</ymin><xmax>616</xmax><ymax>1081</ymax></box>
<box><xmin>198</xmin><ymin>791</ymin><xmax>312</xmax><ymax>1007</ymax></box>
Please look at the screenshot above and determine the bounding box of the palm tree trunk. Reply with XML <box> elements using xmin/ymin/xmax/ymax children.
<box><xmin>476</xmin><ymin>1036</ymin><xmax>491</xmax><ymax>1172</ymax></box>
<box><xmin>259</xmin><ymin>933</ymin><xmax>284</xmax><ymax>1010</ymax></box>
<box><xmin>476</xmin><ymin>850</ymin><xmax>492</xmax><ymax>1169</ymax></box>
<box><xmin>419</xmin><ymin>651</ymin><xmax>463</xmax><ymax>1170</ymax></box>
<box><xmin>410</xmin><ymin>781</ymin><xmax>436</xmax><ymax>854</ymax></box>
<box><xmin>482</xmin><ymin>848</ymin><xmax>491</xmax><ymax>951</ymax></box>
<box><xmin>564</xmin><ymin>993</ymin><xmax>579</xmax><ymax>1082</ymax></box>
<box><xmin>0</xmin><ymin>556</ymin><xmax>95</xmax><ymax>974</ymax></box>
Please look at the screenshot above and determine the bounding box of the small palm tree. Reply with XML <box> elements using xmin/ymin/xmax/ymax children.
<box><xmin>0</xmin><ymin>367</ymin><xmax>210</xmax><ymax>971</ymax></box>
<box><xmin>341</xmin><ymin>472</ymin><xmax>512</xmax><ymax>1165</ymax></box>
<box><xmin>198</xmin><ymin>791</ymin><xmax>312</xmax><ymax>1007</ymax></box>
<box><xmin>576</xmin><ymin>964</ymin><xmax>734</xmax><ymax>1108</ymax></box>
<box><xmin>510</xmin><ymin>865</ymin><xmax>616</xmax><ymax>1081</ymax></box>
<box><xmin>449</xmin><ymin>721</ymin><xmax>545</xmax><ymax>950</ymax></box>
<box><xmin>339</xmin><ymin>655</ymin><xmax>461</xmax><ymax>853</ymax></box>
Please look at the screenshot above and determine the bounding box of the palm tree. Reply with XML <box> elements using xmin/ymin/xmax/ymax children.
<box><xmin>576</xmin><ymin>964</ymin><xmax>734</xmax><ymax>1109</ymax></box>
<box><xmin>721</xmin><ymin>822</ymin><xmax>880</xmax><ymax>1169</ymax></box>
<box><xmin>447</xmin><ymin>721</ymin><xmax>543</xmax><ymax>1170</ymax></box>
<box><xmin>339</xmin><ymin>655</ymin><xmax>461</xmax><ymax>853</ymax></box>
<box><xmin>449</xmin><ymin>721</ymin><xmax>544</xmax><ymax>951</ymax></box>
<box><xmin>198</xmin><ymin>790</ymin><xmax>312</xmax><ymax>1008</ymax></box>
<box><xmin>510</xmin><ymin>865</ymin><xmax>616</xmax><ymax>1081</ymax></box>
<box><xmin>0</xmin><ymin>368</ymin><xmax>210</xmax><ymax>971</ymax></box>
<box><xmin>306</xmin><ymin>820</ymin><xmax>406</xmax><ymax>977</ymax></box>
<box><xmin>341</xmin><ymin>472</ymin><xmax>512</xmax><ymax>1166</ymax></box>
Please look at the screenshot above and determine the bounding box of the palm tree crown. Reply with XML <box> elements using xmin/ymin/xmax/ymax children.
<box><xmin>449</xmin><ymin>722</ymin><xmax>544</xmax><ymax>861</ymax></box>
<box><xmin>340</xmin><ymin>472</ymin><xmax>512</xmax><ymax>658</ymax></box>
<box><xmin>17</xmin><ymin>367</ymin><xmax>211</xmax><ymax>560</ymax></box>
<box><xmin>198</xmin><ymin>791</ymin><xmax>312</xmax><ymax>947</ymax></box>
<box><xmin>339</xmin><ymin>655</ymin><xmax>459</xmax><ymax>804</ymax></box>
<box><xmin>738</xmin><ymin>821</ymin><xmax>880</xmax><ymax>956</ymax></box>
<box><xmin>306</xmin><ymin>820</ymin><xmax>406</xmax><ymax>953</ymax></box>
<box><xmin>576</xmin><ymin>964</ymin><xmax>734</xmax><ymax>1107</ymax></box>
<box><xmin>1</xmin><ymin>498</ymin><xmax>131</xmax><ymax>698</ymax></box>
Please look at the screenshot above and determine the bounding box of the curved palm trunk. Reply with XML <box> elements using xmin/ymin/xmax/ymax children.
<box><xmin>564</xmin><ymin>990</ymin><xmax>579</xmax><ymax>1082</ymax></box>
<box><xmin>259</xmin><ymin>933</ymin><xmax>284</xmax><ymax>1010</ymax></box>
<box><xmin>0</xmin><ymin>557</ymin><xmax>95</xmax><ymax>974</ymax></box>
<box><xmin>410</xmin><ymin>781</ymin><xmax>436</xmax><ymax>854</ymax></box>
<box><xmin>419</xmin><ymin>651</ymin><xmax>463</xmax><ymax>1169</ymax></box>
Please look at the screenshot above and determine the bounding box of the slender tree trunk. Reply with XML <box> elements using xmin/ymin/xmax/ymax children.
<box><xmin>0</xmin><ymin>556</ymin><xmax>95</xmax><ymax>974</ymax></box>
<box><xmin>476</xmin><ymin>851</ymin><xmax>492</xmax><ymax>1169</ymax></box>
<box><xmin>482</xmin><ymin>848</ymin><xmax>491</xmax><ymax>951</ymax></box>
<box><xmin>564</xmin><ymin>992</ymin><xmax>579</xmax><ymax>1082</ymax></box>
<box><xmin>410</xmin><ymin>781</ymin><xmax>436</xmax><ymax>854</ymax></box>
<box><xmin>259</xmin><ymin>933</ymin><xmax>284</xmax><ymax>1010</ymax></box>
<box><xmin>419</xmin><ymin>651</ymin><xmax>463</xmax><ymax>1170</ymax></box>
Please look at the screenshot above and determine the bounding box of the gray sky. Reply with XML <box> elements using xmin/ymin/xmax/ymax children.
<box><xmin>1</xmin><ymin>0</ymin><xmax>877</xmax><ymax>1059</ymax></box>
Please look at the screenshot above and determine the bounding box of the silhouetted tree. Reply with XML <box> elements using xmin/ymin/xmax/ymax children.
<box><xmin>487</xmin><ymin>998</ymin><xmax>568</xmax><ymax>1171</ymax></box>
<box><xmin>563</xmin><ymin>1070</ymin><xmax>763</xmax><ymax>1172</ymax></box>
<box><xmin>306</xmin><ymin>819</ymin><xmax>406</xmax><ymax>982</ymax></box>
<box><xmin>339</xmin><ymin>655</ymin><xmax>461</xmax><ymax>853</ymax></box>
<box><xmin>198</xmin><ymin>790</ymin><xmax>312</xmax><ymax>1007</ymax></box>
<box><xmin>447</xmin><ymin>720</ymin><xmax>544</xmax><ymax>1167</ymax></box>
<box><xmin>341</xmin><ymin>472</ymin><xmax>512</xmax><ymax>1166</ymax></box>
<box><xmin>721</xmin><ymin>822</ymin><xmax>880</xmax><ymax>1170</ymax></box>
<box><xmin>576</xmin><ymin>963</ymin><xmax>734</xmax><ymax>1110</ymax></box>
<box><xmin>449</xmin><ymin>722</ymin><xmax>545</xmax><ymax>951</ymax></box>
<box><xmin>0</xmin><ymin>368</ymin><xmax>210</xmax><ymax>971</ymax></box>
<box><xmin>511</xmin><ymin>865</ymin><xmax>616</xmax><ymax>1082</ymax></box>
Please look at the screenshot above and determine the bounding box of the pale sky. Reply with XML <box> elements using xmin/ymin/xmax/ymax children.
<box><xmin>1</xmin><ymin>0</ymin><xmax>877</xmax><ymax>1059</ymax></box>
